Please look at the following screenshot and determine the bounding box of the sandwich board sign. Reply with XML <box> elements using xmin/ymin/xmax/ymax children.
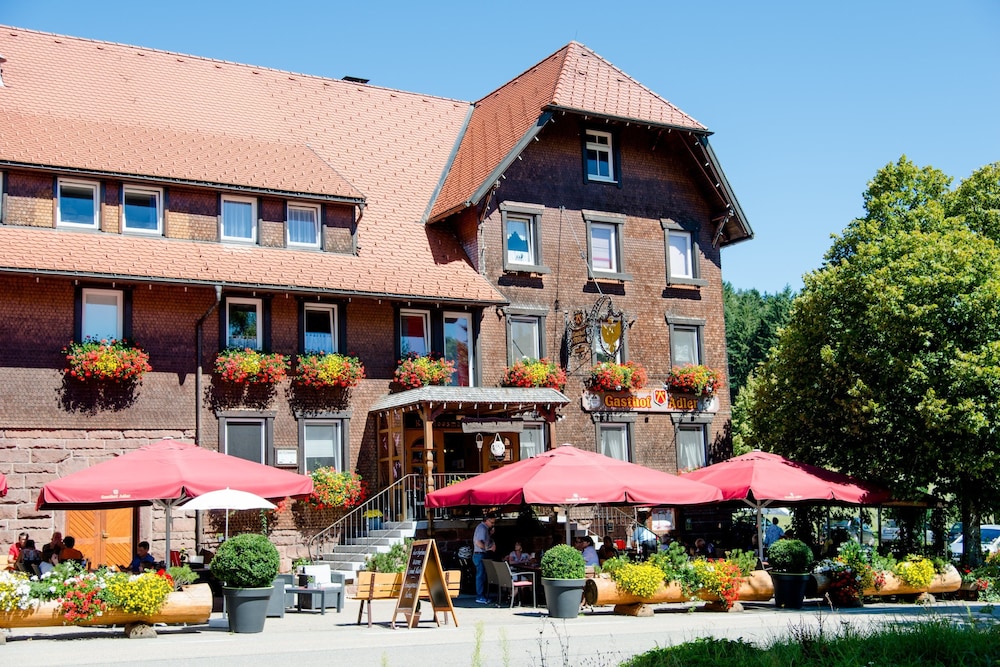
<box><xmin>392</xmin><ymin>539</ymin><xmax>456</xmax><ymax>628</ymax></box>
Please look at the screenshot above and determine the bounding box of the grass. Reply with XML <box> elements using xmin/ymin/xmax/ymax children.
<box><xmin>621</xmin><ymin>618</ymin><xmax>1000</xmax><ymax>667</ymax></box>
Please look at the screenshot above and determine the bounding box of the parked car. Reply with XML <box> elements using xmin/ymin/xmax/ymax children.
<box><xmin>949</xmin><ymin>524</ymin><xmax>1000</xmax><ymax>559</ymax></box>
<box><xmin>879</xmin><ymin>519</ymin><xmax>934</xmax><ymax>544</ymax></box>
<box><xmin>825</xmin><ymin>519</ymin><xmax>876</xmax><ymax>546</ymax></box>
<box><xmin>948</xmin><ymin>522</ymin><xmax>963</xmax><ymax>544</ymax></box>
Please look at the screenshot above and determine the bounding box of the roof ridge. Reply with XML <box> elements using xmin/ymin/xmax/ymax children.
<box><xmin>0</xmin><ymin>24</ymin><xmax>470</xmax><ymax>104</ymax></box>
<box><xmin>556</xmin><ymin>42</ymin><xmax>706</xmax><ymax>129</ymax></box>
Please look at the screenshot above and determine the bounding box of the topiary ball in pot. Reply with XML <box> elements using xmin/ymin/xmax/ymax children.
<box><xmin>540</xmin><ymin>543</ymin><xmax>586</xmax><ymax>580</ymax></box>
<box><xmin>766</xmin><ymin>538</ymin><xmax>815</xmax><ymax>574</ymax></box>
<box><xmin>211</xmin><ymin>533</ymin><xmax>281</xmax><ymax>589</ymax></box>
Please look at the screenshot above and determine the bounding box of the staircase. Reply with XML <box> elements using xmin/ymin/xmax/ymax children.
<box><xmin>307</xmin><ymin>475</ymin><xmax>425</xmax><ymax>583</ymax></box>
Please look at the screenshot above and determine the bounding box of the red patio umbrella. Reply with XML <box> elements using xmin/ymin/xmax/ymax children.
<box><xmin>0</xmin><ymin>473</ymin><xmax>7</xmax><ymax>497</ymax></box>
<box><xmin>682</xmin><ymin>450</ymin><xmax>893</xmax><ymax>560</ymax></box>
<box><xmin>36</xmin><ymin>438</ymin><xmax>313</xmax><ymax>557</ymax></box>
<box><xmin>426</xmin><ymin>444</ymin><xmax>722</xmax><ymax>543</ymax></box>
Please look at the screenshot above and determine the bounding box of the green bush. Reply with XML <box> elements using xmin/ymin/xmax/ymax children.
<box><xmin>364</xmin><ymin>539</ymin><xmax>411</xmax><ymax>573</ymax></box>
<box><xmin>767</xmin><ymin>538</ymin><xmax>815</xmax><ymax>573</ymax></box>
<box><xmin>540</xmin><ymin>544</ymin><xmax>586</xmax><ymax>579</ymax></box>
<box><xmin>210</xmin><ymin>533</ymin><xmax>280</xmax><ymax>588</ymax></box>
<box><xmin>167</xmin><ymin>564</ymin><xmax>199</xmax><ymax>589</ymax></box>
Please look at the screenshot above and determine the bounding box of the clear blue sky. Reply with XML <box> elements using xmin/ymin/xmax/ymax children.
<box><xmin>4</xmin><ymin>0</ymin><xmax>998</xmax><ymax>294</ymax></box>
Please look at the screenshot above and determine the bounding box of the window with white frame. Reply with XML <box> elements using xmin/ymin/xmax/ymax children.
<box><xmin>500</xmin><ymin>201</ymin><xmax>548</xmax><ymax>273</ymax></box>
<box><xmin>221</xmin><ymin>195</ymin><xmax>257</xmax><ymax>242</ymax></box>
<box><xmin>224</xmin><ymin>419</ymin><xmax>266</xmax><ymax>464</ymax></box>
<box><xmin>399</xmin><ymin>309</ymin><xmax>430</xmax><ymax>356</ymax></box>
<box><xmin>669</xmin><ymin>321</ymin><xmax>703</xmax><ymax>367</ymax></box>
<box><xmin>302</xmin><ymin>420</ymin><xmax>344</xmax><ymax>472</ymax></box>
<box><xmin>82</xmin><ymin>288</ymin><xmax>123</xmax><ymax>341</ymax></box>
<box><xmin>676</xmin><ymin>425</ymin><xmax>707</xmax><ymax>471</ymax></box>
<box><xmin>598</xmin><ymin>423</ymin><xmax>630</xmax><ymax>461</ymax></box>
<box><xmin>57</xmin><ymin>179</ymin><xmax>100</xmax><ymax>228</ymax></box>
<box><xmin>122</xmin><ymin>185</ymin><xmax>163</xmax><ymax>234</ymax></box>
<box><xmin>444</xmin><ymin>312</ymin><xmax>473</xmax><ymax>386</ymax></box>
<box><xmin>226</xmin><ymin>297</ymin><xmax>262</xmax><ymax>349</ymax></box>
<box><xmin>585</xmin><ymin>130</ymin><xmax>614</xmax><ymax>182</ymax></box>
<box><xmin>668</xmin><ymin>230</ymin><xmax>693</xmax><ymax>279</ymax></box>
<box><xmin>287</xmin><ymin>203</ymin><xmax>321</xmax><ymax>248</ymax></box>
<box><xmin>508</xmin><ymin>314</ymin><xmax>542</xmax><ymax>362</ymax></box>
<box><xmin>584</xmin><ymin>211</ymin><xmax>629</xmax><ymax>280</ymax></box>
<box><xmin>519</xmin><ymin>424</ymin><xmax>544</xmax><ymax>460</ymax></box>
<box><xmin>506</xmin><ymin>215</ymin><xmax>536</xmax><ymax>265</ymax></box>
<box><xmin>304</xmin><ymin>303</ymin><xmax>337</xmax><ymax>354</ymax></box>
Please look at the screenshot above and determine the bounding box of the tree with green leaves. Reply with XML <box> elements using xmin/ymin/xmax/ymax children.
<box><xmin>724</xmin><ymin>282</ymin><xmax>795</xmax><ymax>402</ymax></box>
<box><xmin>744</xmin><ymin>157</ymin><xmax>1000</xmax><ymax>564</ymax></box>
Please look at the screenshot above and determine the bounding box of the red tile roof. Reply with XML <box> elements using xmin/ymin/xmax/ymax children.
<box><xmin>429</xmin><ymin>42</ymin><xmax>706</xmax><ymax>220</ymax></box>
<box><xmin>0</xmin><ymin>26</ymin><xmax>503</xmax><ymax>303</ymax></box>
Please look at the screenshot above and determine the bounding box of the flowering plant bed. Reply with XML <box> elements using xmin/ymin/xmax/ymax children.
<box><xmin>586</xmin><ymin>361</ymin><xmax>648</xmax><ymax>392</ymax></box>
<box><xmin>295</xmin><ymin>352</ymin><xmax>365</xmax><ymax>388</ymax></box>
<box><xmin>0</xmin><ymin>563</ymin><xmax>210</xmax><ymax>629</ymax></box>
<box><xmin>215</xmin><ymin>347</ymin><xmax>289</xmax><ymax>384</ymax></box>
<box><xmin>63</xmin><ymin>338</ymin><xmax>152</xmax><ymax>382</ymax></box>
<box><xmin>393</xmin><ymin>352</ymin><xmax>454</xmax><ymax>389</ymax></box>
<box><xmin>305</xmin><ymin>467</ymin><xmax>366</xmax><ymax>510</ymax></box>
<box><xmin>665</xmin><ymin>364</ymin><xmax>723</xmax><ymax>396</ymax></box>
<box><xmin>500</xmin><ymin>358</ymin><xmax>567</xmax><ymax>391</ymax></box>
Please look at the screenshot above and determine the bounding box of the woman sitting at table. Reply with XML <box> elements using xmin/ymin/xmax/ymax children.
<box><xmin>597</xmin><ymin>534</ymin><xmax>619</xmax><ymax>564</ymax></box>
<box><xmin>504</xmin><ymin>540</ymin><xmax>533</xmax><ymax>565</ymax></box>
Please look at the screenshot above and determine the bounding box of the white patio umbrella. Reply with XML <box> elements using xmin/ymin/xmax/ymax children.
<box><xmin>180</xmin><ymin>487</ymin><xmax>276</xmax><ymax>540</ymax></box>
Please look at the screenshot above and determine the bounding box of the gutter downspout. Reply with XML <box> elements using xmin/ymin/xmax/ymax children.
<box><xmin>193</xmin><ymin>285</ymin><xmax>222</xmax><ymax>552</ymax></box>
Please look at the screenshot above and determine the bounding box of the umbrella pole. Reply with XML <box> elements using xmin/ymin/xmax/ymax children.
<box><xmin>165</xmin><ymin>504</ymin><xmax>172</xmax><ymax>566</ymax></box>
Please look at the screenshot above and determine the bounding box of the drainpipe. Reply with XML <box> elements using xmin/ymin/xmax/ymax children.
<box><xmin>193</xmin><ymin>285</ymin><xmax>222</xmax><ymax>552</ymax></box>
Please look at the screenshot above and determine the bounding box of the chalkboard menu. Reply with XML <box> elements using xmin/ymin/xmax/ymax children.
<box><xmin>392</xmin><ymin>539</ymin><xmax>456</xmax><ymax>628</ymax></box>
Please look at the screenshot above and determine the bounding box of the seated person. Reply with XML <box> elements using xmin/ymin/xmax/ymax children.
<box><xmin>8</xmin><ymin>532</ymin><xmax>27</xmax><ymax>570</ymax></box>
<box><xmin>597</xmin><ymin>534</ymin><xmax>619</xmax><ymax>564</ymax></box>
<box><xmin>128</xmin><ymin>541</ymin><xmax>157</xmax><ymax>573</ymax></box>
<box><xmin>59</xmin><ymin>535</ymin><xmax>85</xmax><ymax>565</ymax></box>
<box><xmin>41</xmin><ymin>531</ymin><xmax>63</xmax><ymax>565</ymax></box>
<box><xmin>576</xmin><ymin>536</ymin><xmax>600</xmax><ymax>567</ymax></box>
<box><xmin>504</xmin><ymin>540</ymin><xmax>533</xmax><ymax>565</ymax></box>
<box><xmin>693</xmin><ymin>537</ymin><xmax>715</xmax><ymax>557</ymax></box>
<box><xmin>17</xmin><ymin>539</ymin><xmax>42</xmax><ymax>572</ymax></box>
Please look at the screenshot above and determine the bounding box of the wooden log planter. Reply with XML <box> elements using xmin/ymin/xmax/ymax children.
<box><xmin>0</xmin><ymin>583</ymin><xmax>212</xmax><ymax>634</ymax></box>
<box><xmin>584</xmin><ymin>570</ymin><xmax>775</xmax><ymax>614</ymax></box>
<box><xmin>812</xmin><ymin>567</ymin><xmax>961</xmax><ymax>599</ymax></box>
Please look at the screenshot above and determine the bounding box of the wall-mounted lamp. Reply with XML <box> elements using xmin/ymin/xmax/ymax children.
<box><xmin>476</xmin><ymin>433</ymin><xmax>484</xmax><ymax>452</ymax></box>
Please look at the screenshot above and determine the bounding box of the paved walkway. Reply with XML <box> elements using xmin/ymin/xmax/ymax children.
<box><xmin>3</xmin><ymin>595</ymin><xmax>997</xmax><ymax>667</ymax></box>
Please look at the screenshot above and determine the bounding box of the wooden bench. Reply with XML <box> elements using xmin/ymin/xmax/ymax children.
<box><xmin>354</xmin><ymin>570</ymin><xmax>461</xmax><ymax>628</ymax></box>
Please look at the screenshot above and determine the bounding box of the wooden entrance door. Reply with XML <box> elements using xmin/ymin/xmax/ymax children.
<box><xmin>65</xmin><ymin>508</ymin><xmax>134</xmax><ymax>568</ymax></box>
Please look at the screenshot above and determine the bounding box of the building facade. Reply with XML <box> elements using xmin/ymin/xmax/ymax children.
<box><xmin>0</xmin><ymin>27</ymin><xmax>751</xmax><ymax>564</ymax></box>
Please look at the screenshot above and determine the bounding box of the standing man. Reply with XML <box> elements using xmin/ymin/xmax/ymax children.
<box><xmin>763</xmin><ymin>517</ymin><xmax>785</xmax><ymax>549</ymax></box>
<box><xmin>473</xmin><ymin>511</ymin><xmax>497</xmax><ymax>604</ymax></box>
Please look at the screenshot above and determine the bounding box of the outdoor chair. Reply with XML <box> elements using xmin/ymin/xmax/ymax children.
<box><xmin>301</xmin><ymin>564</ymin><xmax>345</xmax><ymax>612</ymax></box>
<box><xmin>484</xmin><ymin>559</ymin><xmax>502</xmax><ymax>603</ymax></box>
<box><xmin>497</xmin><ymin>561</ymin><xmax>536</xmax><ymax>608</ymax></box>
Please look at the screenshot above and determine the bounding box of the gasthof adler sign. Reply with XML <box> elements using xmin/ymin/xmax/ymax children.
<box><xmin>581</xmin><ymin>388</ymin><xmax>719</xmax><ymax>414</ymax></box>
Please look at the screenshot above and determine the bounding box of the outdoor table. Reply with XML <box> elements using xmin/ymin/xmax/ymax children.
<box><xmin>287</xmin><ymin>586</ymin><xmax>326</xmax><ymax>613</ymax></box>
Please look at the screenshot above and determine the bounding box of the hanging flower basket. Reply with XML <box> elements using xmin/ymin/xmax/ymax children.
<box><xmin>63</xmin><ymin>338</ymin><xmax>152</xmax><ymax>382</ymax></box>
<box><xmin>295</xmin><ymin>353</ymin><xmax>365</xmax><ymax>388</ymax></box>
<box><xmin>665</xmin><ymin>364</ymin><xmax>723</xmax><ymax>397</ymax></box>
<box><xmin>500</xmin><ymin>358</ymin><xmax>567</xmax><ymax>391</ymax></box>
<box><xmin>304</xmin><ymin>467</ymin><xmax>366</xmax><ymax>510</ymax></box>
<box><xmin>586</xmin><ymin>361</ymin><xmax>648</xmax><ymax>392</ymax></box>
<box><xmin>393</xmin><ymin>352</ymin><xmax>455</xmax><ymax>389</ymax></box>
<box><xmin>214</xmin><ymin>348</ymin><xmax>288</xmax><ymax>384</ymax></box>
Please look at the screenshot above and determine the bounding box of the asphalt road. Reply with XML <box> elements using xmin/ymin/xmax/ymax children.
<box><xmin>3</xmin><ymin>596</ymin><xmax>997</xmax><ymax>667</ymax></box>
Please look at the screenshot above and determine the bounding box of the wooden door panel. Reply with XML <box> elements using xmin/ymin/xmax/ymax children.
<box><xmin>65</xmin><ymin>508</ymin><xmax>134</xmax><ymax>567</ymax></box>
<box><xmin>102</xmin><ymin>508</ymin><xmax>134</xmax><ymax>567</ymax></box>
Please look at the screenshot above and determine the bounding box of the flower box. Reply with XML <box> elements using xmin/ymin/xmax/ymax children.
<box><xmin>500</xmin><ymin>358</ymin><xmax>567</xmax><ymax>391</ymax></box>
<box><xmin>304</xmin><ymin>467</ymin><xmax>366</xmax><ymax>510</ymax></box>
<box><xmin>0</xmin><ymin>583</ymin><xmax>211</xmax><ymax>629</ymax></box>
<box><xmin>63</xmin><ymin>339</ymin><xmax>152</xmax><ymax>382</ymax></box>
<box><xmin>393</xmin><ymin>352</ymin><xmax>454</xmax><ymax>389</ymax></box>
<box><xmin>214</xmin><ymin>347</ymin><xmax>289</xmax><ymax>384</ymax></box>
<box><xmin>586</xmin><ymin>361</ymin><xmax>648</xmax><ymax>392</ymax></box>
<box><xmin>295</xmin><ymin>352</ymin><xmax>365</xmax><ymax>388</ymax></box>
<box><xmin>665</xmin><ymin>364</ymin><xmax>723</xmax><ymax>397</ymax></box>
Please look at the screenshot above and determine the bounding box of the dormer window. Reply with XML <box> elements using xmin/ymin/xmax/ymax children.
<box><xmin>221</xmin><ymin>195</ymin><xmax>257</xmax><ymax>243</ymax></box>
<box><xmin>287</xmin><ymin>203</ymin><xmax>321</xmax><ymax>248</ymax></box>
<box><xmin>57</xmin><ymin>179</ymin><xmax>100</xmax><ymax>229</ymax></box>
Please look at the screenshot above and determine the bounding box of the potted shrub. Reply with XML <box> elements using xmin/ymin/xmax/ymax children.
<box><xmin>295</xmin><ymin>352</ymin><xmax>365</xmax><ymax>388</ymax></box>
<box><xmin>214</xmin><ymin>347</ymin><xmax>289</xmax><ymax>384</ymax></box>
<box><xmin>392</xmin><ymin>352</ymin><xmax>455</xmax><ymax>389</ymax></box>
<box><xmin>210</xmin><ymin>533</ymin><xmax>281</xmax><ymax>633</ymax></box>
<box><xmin>665</xmin><ymin>364</ymin><xmax>723</xmax><ymax>396</ymax></box>
<box><xmin>585</xmin><ymin>361</ymin><xmax>648</xmax><ymax>392</ymax></box>
<box><xmin>363</xmin><ymin>508</ymin><xmax>384</xmax><ymax>531</ymax></box>
<box><xmin>539</xmin><ymin>543</ymin><xmax>586</xmax><ymax>618</ymax></box>
<box><xmin>766</xmin><ymin>538</ymin><xmax>815</xmax><ymax>609</ymax></box>
<box><xmin>500</xmin><ymin>358</ymin><xmax>567</xmax><ymax>391</ymax></box>
<box><xmin>63</xmin><ymin>338</ymin><xmax>152</xmax><ymax>382</ymax></box>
